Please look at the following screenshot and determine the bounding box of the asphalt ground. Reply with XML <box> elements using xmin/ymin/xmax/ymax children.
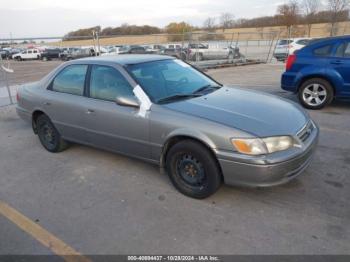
<box><xmin>0</xmin><ymin>61</ymin><xmax>349</xmax><ymax>258</ymax></box>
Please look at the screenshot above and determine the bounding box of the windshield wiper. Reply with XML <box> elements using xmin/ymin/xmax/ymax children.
<box><xmin>157</xmin><ymin>93</ymin><xmax>202</xmax><ymax>104</ymax></box>
<box><xmin>192</xmin><ymin>84</ymin><xmax>221</xmax><ymax>95</ymax></box>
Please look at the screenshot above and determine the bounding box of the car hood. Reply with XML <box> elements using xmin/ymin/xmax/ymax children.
<box><xmin>163</xmin><ymin>87</ymin><xmax>309</xmax><ymax>137</ymax></box>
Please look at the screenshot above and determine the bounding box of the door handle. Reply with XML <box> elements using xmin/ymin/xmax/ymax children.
<box><xmin>86</xmin><ymin>109</ymin><xmax>95</xmax><ymax>114</ymax></box>
<box><xmin>330</xmin><ymin>60</ymin><xmax>343</xmax><ymax>65</ymax></box>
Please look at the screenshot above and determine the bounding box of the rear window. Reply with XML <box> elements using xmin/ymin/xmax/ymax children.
<box><xmin>51</xmin><ymin>65</ymin><xmax>88</xmax><ymax>96</ymax></box>
<box><xmin>313</xmin><ymin>45</ymin><xmax>332</xmax><ymax>57</ymax></box>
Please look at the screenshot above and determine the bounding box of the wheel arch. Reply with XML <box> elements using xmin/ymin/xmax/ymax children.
<box><xmin>160</xmin><ymin>134</ymin><xmax>224</xmax><ymax>182</ymax></box>
<box><xmin>297</xmin><ymin>75</ymin><xmax>336</xmax><ymax>95</ymax></box>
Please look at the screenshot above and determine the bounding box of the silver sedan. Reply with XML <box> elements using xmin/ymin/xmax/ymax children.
<box><xmin>16</xmin><ymin>55</ymin><xmax>319</xmax><ymax>198</ymax></box>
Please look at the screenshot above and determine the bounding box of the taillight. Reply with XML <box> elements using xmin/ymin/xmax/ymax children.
<box><xmin>286</xmin><ymin>54</ymin><xmax>296</xmax><ymax>71</ymax></box>
<box><xmin>16</xmin><ymin>91</ymin><xmax>20</xmax><ymax>102</ymax></box>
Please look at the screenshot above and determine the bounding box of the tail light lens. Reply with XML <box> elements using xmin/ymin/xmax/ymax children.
<box><xmin>16</xmin><ymin>90</ymin><xmax>20</xmax><ymax>102</ymax></box>
<box><xmin>286</xmin><ymin>54</ymin><xmax>296</xmax><ymax>71</ymax></box>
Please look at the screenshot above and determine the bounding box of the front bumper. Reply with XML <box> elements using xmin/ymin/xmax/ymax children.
<box><xmin>217</xmin><ymin>124</ymin><xmax>319</xmax><ymax>187</ymax></box>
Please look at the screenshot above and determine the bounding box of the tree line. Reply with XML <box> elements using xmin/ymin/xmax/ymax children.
<box><xmin>64</xmin><ymin>0</ymin><xmax>349</xmax><ymax>40</ymax></box>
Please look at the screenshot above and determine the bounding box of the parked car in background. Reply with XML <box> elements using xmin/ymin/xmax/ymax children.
<box><xmin>0</xmin><ymin>49</ymin><xmax>10</xmax><ymax>59</ymax></box>
<box><xmin>274</xmin><ymin>38</ymin><xmax>312</xmax><ymax>61</ymax></box>
<box><xmin>186</xmin><ymin>43</ymin><xmax>238</xmax><ymax>61</ymax></box>
<box><xmin>41</xmin><ymin>48</ymin><xmax>62</xmax><ymax>61</ymax></box>
<box><xmin>101</xmin><ymin>45</ymin><xmax>124</xmax><ymax>56</ymax></box>
<box><xmin>164</xmin><ymin>43</ymin><xmax>182</xmax><ymax>49</ymax></box>
<box><xmin>143</xmin><ymin>44</ymin><xmax>165</xmax><ymax>54</ymax></box>
<box><xmin>16</xmin><ymin>55</ymin><xmax>318</xmax><ymax>199</ymax></box>
<box><xmin>12</xmin><ymin>49</ymin><xmax>41</xmax><ymax>61</ymax></box>
<box><xmin>161</xmin><ymin>47</ymin><xmax>187</xmax><ymax>60</ymax></box>
<box><xmin>8</xmin><ymin>48</ymin><xmax>23</xmax><ymax>58</ymax></box>
<box><xmin>118</xmin><ymin>45</ymin><xmax>148</xmax><ymax>54</ymax></box>
<box><xmin>282</xmin><ymin>36</ymin><xmax>350</xmax><ymax>109</ymax></box>
<box><xmin>59</xmin><ymin>48</ymin><xmax>91</xmax><ymax>61</ymax></box>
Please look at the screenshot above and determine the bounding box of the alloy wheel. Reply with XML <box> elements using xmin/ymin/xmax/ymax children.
<box><xmin>302</xmin><ymin>83</ymin><xmax>327</xmax><ymax>106</ymax></box>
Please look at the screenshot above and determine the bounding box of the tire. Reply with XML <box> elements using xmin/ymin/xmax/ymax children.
<box><xmin>298</xmin><ymin>78</ymin><xmax>334</xmax><ymax>110</ymax></box>
<box><xmin>228</xmin><ymin>52</ymin><xmax>234</xmax><ymax>61</ymax></box>
<box><xmin>36</xmin><ymin>114</ymin><xmax>69</xmax><ymax>153</ymax></box>
<box><xmin>42</xmin><ymin>56</ymin><xmax>48</xmax><ymax>61</ymax></box>
<box><xmin>195</xmin><ymin>53</ymin><xmax>203</xmax><ymax>61</ymax></box>
<box><xmin>165</xmin><ymin>140</ymin><xmax>222</xmax><ymax>199</ymax></box>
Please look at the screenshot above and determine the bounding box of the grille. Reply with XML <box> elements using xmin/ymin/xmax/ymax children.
<box><xmin>297</xmin><ymin>121</ymin><xmax>314</xmax><ymax>142</ymax></box>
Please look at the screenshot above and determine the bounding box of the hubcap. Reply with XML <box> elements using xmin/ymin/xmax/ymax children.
<box><xmin>302</xmin><ymin>84</ymin><xmax>327</xmax><ymax>106</ymax></box>
<box><xmin>41</xmin><ymin>123</ymin><xmax>56</xmax><ymax>147</ymax></box>
<box><xmin>176</xmin><ymin>154</ymin><xmax>206</xmax><ymax>187</ymax></box>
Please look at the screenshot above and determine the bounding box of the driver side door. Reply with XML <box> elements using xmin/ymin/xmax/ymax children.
<box><xmin>82</xmin><ymin>64</ymin><xmax>151</xmax><ymax>160</ymax></box>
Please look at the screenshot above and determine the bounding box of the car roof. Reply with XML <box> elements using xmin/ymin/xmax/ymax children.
<box><xmin>79</xmin><ymin>54</ymin><xmax>174</xmax><ymax>65</ymax></box>
<box><xmin>296</xmin><ymin>35</ymin><xmax>350</xmax><ymax>55</ymax></box>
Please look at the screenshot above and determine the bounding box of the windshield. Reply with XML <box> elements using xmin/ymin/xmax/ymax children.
<box><xmin>126</xmin><ymin>59</ymin><xmax>220</xmax><ymax>103</ymax></box>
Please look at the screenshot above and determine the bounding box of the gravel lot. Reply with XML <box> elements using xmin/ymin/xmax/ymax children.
<box><xmin>0</xmin><ymin>61</ymin><xmax>349</xmax><ymax>256</ymax></box>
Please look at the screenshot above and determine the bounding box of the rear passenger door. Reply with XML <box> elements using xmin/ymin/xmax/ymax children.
<box><xmin>43</xmin><ymin>64</ymin><xmax>89</xmax><ymax>142</ymax></box>
<box><xmin>82</xmin><ymin>64</ymin><xmax>150</xmax><ymax>159</ymax></box>
<box><xmin>330</xmin><ymin>41</ymin><xmax>350</xmax><ymax>95</ymax></box>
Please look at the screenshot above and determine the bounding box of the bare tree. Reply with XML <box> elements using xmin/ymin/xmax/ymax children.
<box><xmin>327</xmin><ymin>0</ymin><xmax>350</xmax><ymax>36</ymax></box>
<box><xmin>203</xmin><ymin>17</ymin><xmax>216</xmax><ymax>31</ymax></box>
<box><xmin>303</xmin><ymin>0</ymin><xmax>321</xmax><ymax>37</ymax></box>
<box><xmin>277</xmin><ymin>0</ymin><xmax>299</xmax><ymax>38</ymax></box>
<box><xmin>220</xmin><ymin>12</ymin><xmax>234</xmax><ymax>31</ymax></box>
<box><xmin>277</xmin><ymin>0</ymin><xmax>300</xmax><ymax>38</ymax></box>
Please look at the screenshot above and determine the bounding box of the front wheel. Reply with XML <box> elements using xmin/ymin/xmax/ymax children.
<box><xmin>165</xmin><ymin>140</ymin><xmax>222</xmax><ymax>199</ymax></box>
<box><xmin>298</xmin><ymin>78</ymin><xmax>334</xmax><ymax>109</ymax></box>
<box><xmin>37</xmin><ymin>115</ymin><xmax>69</xmax><ymax>153</ymax></box>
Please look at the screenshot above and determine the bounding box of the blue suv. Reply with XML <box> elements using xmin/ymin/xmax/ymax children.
<box><xmin>281</xmin><ymin>36</ymin><xmax>350</xmax><ymax>109</ymax></box>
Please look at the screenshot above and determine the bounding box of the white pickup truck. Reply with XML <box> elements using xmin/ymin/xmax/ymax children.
<box><xmin>12</xmin><ymin>49</ymin><xmax>41</xmax><ymax>61</ymax></box>
<box><xmin>186</xmin><ymin>43</ymin><xmax>238</xmax><ymax>61</ymax></box>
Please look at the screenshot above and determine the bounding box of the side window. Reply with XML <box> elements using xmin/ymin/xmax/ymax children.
<box><xmin>33</xmin><ymin>50</ymin><xmax>38</xmax><ymax>53</ymax></box>
<box><xmin>344</xmin><ymin>43</ymin><xmax>350</xmax><ymax>58</ymax></box>
<box><xmin>51</xmin><ymin>65</ymin><xmax>88</xmax><ymax>95</ymax></box>
<box><xmin>28</xmin><ymin>50</ymin><xmax>33</xmax><ymax>54</ymax></box>
<box><xmin>89</xmin><ymin>65</ymin><xmax>134</xmax><ymax>102</ymax></box>
<box><xmin>335</xmin><ymin>42</ymin><xmax>350</xmax><ymax>58</ymax></box>
<box><xmin>313</xmin><ymin>45</ymin><xmax>332</xmax><ymax>57</ymax></box>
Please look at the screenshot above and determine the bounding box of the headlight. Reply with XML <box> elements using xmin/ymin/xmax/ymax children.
<box><xmin>231</xmin><ymin>136</ymin><xmax>294</xmax><ymax>155</ymax></box>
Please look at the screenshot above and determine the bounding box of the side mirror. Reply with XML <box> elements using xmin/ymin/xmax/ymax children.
<box><xmin>116</xmin><ymin>96</ymin><xmax>140</xmax><ymax>108</ymax></box>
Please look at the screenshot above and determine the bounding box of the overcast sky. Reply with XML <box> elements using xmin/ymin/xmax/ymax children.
<box><xmin>0</xmin><ymin>0</ymin><xmax>288</xmax><ymax>38</ymax></box>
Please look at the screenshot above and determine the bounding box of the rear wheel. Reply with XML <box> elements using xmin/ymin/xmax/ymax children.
<box><xmin>298</xmin><ymin>78</ymin><xmax>334</xmax><ymax>109</ymax></box>
<box><xmin>165</xmin><ymin>140</ymin><xmax>222</xmax><ymax>199</ymax></box>
<box><xmin>37</xmin><ymin>115</ymin><xmax>69</xmax><ymax>153</ymax></box>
